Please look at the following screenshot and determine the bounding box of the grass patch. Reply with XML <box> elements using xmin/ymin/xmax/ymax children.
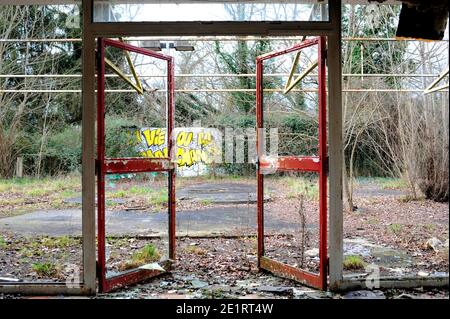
<box><xmin>0</xmin><ymin>237</ymin><xmax>7</xmax><ymax>249</ymax></box>
<box><xmin>25</xmin><ymin>188</ymin><xmax>50</xmax><ymax>197</ymax></box>
<box><xmin>0</xmin><ymin>175</ymin><xmax>81</xmax><ymax>212</ymax></box>
<box><xmin>109</xmin><ymin>186</ymin><xmax>167</xmax><ymax>206</ymax></box>
<box><xmin>399</xmin><ymin>194</ymin><xmax>425</xmax><ymax>203</ymax></box>
<box><xmin>147</xmin><ymin>189</ymin><xmax>168</xmax><ymax>206</ymax></box>
<box><xmin>343</xmin><ymin>255</ymin><xmax>366</xmax><ymax>270</ymax></box>
<box><xmin>132</xmin><ymin>244</ymin><xmax>161</xmax><ymax>262</ymax></box>
<box><xmin>32</xmin><ymin>262</ymin><xmax>58</xmax><ymax>277</ymax></box>
<box><xmin>19</xmin><ymin>247</ymin><xmax>40</xmax><ymax>258</ymax></box>
<box><xmin>128</xmin><ymin>186</ymin><xmax>154</xmax><ymax>195</ymax></box>
<box><xmin>388</xmin><ymin>223</ymin><xmax>403</xmax><ymax>235</ymax></box>
<box><xmin>0</xmin><ymin>175</ymin><xmax>80</xmax><ymax>193</ymax></box>
<box><xmin>119</xmin><ymin>244</ymin><xmax>161</xmax><ymax>270</ymax></box>
<box><xmin>199</xmin><ymin>199</ymin><xmax>212</xmax><ymax>206</ymax></box>
<box><xmin>49</xmin><ymin>198</ymin><xmax>73</xmax><ymax>209</ymax></box>
<box><xmin>374</xmin><ymin>178</ymin><xmax>407</xmax><ymax>190</ymax></box>
<box><xmin>105</xmin><ymin>199</ymin><xmax>121</xmax><ymax>207</ymax></box>
<box><xmin>40</xmin><ymin>236</ymin><xmax>79</xmax><ymax>248</ymax></box>
<box><xmin>0</xmin><ymin>197</ymin><xmax>26</xmax><ymax>205</ymax></box>
<box><xmin>0</xmin><ymin>177</ymin><xmax>42</xmax><ymax>193</ymax></box>
<box><xmin>111</xmin><ymin>190</ymin><xmax>127</xmax><ymax>198</ymax></box>
<box><xmin>60</xmin><ymin>189</ymin><xmax>78</xmax><ymax>198</ymax></box>
<box><xmin>285</xmin><ymin>177</ymin><xmax>319</xmax><ymax>200</ymax></box>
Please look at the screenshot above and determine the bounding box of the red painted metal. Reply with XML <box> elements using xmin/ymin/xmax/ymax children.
<box><xmin>103</xmin><ymin>158</ymin><xmax>173</xmax><ymax>174</ymax></box>
<box><xmin>317</xmin><ymin>36</ymin><xmax>328</xmax><ymax>290</ymax></box>
<box><xmin>256</xmin><ymin>37</ymin><xmax>319</xmax><ymax>62</ymax></box>
<box><xmin>259</xmin><ymin>156</ymin><xmax>321</xmax><ymax>173</ymax></box>
<box><xmin>96</xmin><ymin>38</ymin><xmax>176</xmax><ymax>293</ymax></box>
<box><xmin>256</xmin><ymin>36</ymin><xmax>328</xmax><ymax>290</ymax></box>
<box><xmin>103</xmin><ymin>260</ymin><xmax>172</xmax><ymax>292</ymax></box>
<box><xmin>260</xmin><ymin>257</ymin><xmax>322</xmax><ymax>288</ymax></box>
<box><xmin>256</xmin><ymin>59</ymin><xmax>264</xmax><ymax>268</ymax></box>
<box><xmin>167</xmin><ymin>58</ymin><xmax>176</xmax><ymax>260</ymax></box>
<box><xmin>104</xmin><ymin>269</ymin><xmax>164</xmax><ymax>292</ymax></box>
<box><xmin>103</xmin><ymin>38</ymin><xmax>173</xmax><ymax>61</ymax></box>
<box><xmin>97</xmin><ymin>38</ymin><xmax>107</xmax><ymax>292</ymax></box>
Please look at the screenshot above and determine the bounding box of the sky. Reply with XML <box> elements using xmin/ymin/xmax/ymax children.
<box><xmin>93</xmin><ymin>2</ymin><xmax>325</xmax><ymax>22</ymax></box>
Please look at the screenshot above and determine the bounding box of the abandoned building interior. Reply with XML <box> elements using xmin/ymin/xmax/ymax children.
<box><xmin>0</xmin><ymin>0</ymin><xmax>448</xmax><ymax>298</ymax></box>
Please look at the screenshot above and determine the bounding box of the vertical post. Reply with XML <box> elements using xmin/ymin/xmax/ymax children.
<box><xmin>256</xmin><ymin>58</ymin><xmax>264</xmax><ymax>267</ymax></box>
<box><xmin>96</xmin><ymin>37</ymin><xmax>106</xmax><ymax>292</ymax></box>
<box><xmin>318</xmin><ymin>36</ymin><xmax>328</xmax><ymax>290</ymax></box>
<box><xmin>167</xmin><ymin>57</ymin><xmax>176</xmax><ymax>260</ymax></box>
<box><xmin>15</xmin><ymin>157</ymin><xmax>23</xmax><ymax>178</ymax></box>
<box><xmin>81</xmin><ymin>0</ymin><xmax>97</xmax><ymax>294</ymax></box>
<box><xmin>328</xmin><ymin>0</ymin><xmax>344</xmax><ymax>291</ymax></box>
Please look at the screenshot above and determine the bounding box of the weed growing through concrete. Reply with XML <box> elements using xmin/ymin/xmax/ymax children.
<box><xmin>343</xmin><ymin>255</ymin><xmax>366</xmax><ymax>270</ymax></box>
<box><xmin>32</xmin><ymin>262</ymin><xmax>58</xmax><ymax>277</ymax></box>
<box><xmin>0</xmin><ymin>236</ymin><xmax>7</xmax><ymax>249</ymax></box>
<box><xmin>119</xmin><ymin>244</ymin><xmax>161</xmax><ymax>270</ymax></box>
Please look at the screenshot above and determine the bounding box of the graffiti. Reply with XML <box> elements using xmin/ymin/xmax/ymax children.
<box><xmin>135</xmin><ymin>127</ymin><xmax>221</xmax><ymax>176</ymax></box>
<box><xmin>134</xmin><ymin>126</ymin><xmax>279</xmax><ymax>176</ymax></box>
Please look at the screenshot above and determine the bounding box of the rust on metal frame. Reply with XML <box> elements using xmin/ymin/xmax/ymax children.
<box><xmin>259</xmin><ymin>156</ymin><xmax>321</xmax><ymax>173</ymax></box>
<box><xmin>167</xmin><ymin>55</ymin><xmax>176</xmax><ymax>261</ymax></box>
<box><xmin>97</xmin><ymin>37</ymin><xmax>107</xmax><ymax>293</ymax></box>
<box><xmin>96</xmin><ymin>37</ymin><xmax>176</xmax><ymax>293</ymax></box>
<box><xmin>260</xmin><ymin>257</ymin><xmax>322</xmax><ymax>288</ymax></box>
<box><xmin>103</xmin><ymin>158</ymin><xmax>174</xmax><ymax>174</ymax></box>
<box><xmin>256</xmin><ymin>36</ymin><xmax>328</xmax><ymax>290</ymax></box>
<box><xmin>256</xmin><ymin>56</ymin><xmax>264</xmax><ymax>268</ymax></box>
<box><xmin>317</xmin><ymin>35</ymin><xmax>328</xmax><ymax>290</ymax></box>
<box><xmin>257</xmin><ymin>38</ymin><xmax>319</xmax><ymax>62</ymax></box>
<box><xmin>102</xmin><ymin>261</ymin><xmax>172</xmax><ymax>292</ymax></box>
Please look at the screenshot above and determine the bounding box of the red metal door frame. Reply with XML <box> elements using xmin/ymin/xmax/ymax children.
<box><xmin>96</xmin><ymin>38</ymin><xmax>176</xmax><ymax>293</ymax></box>
<box><xmin>256</xmin><ymin>37</ymin><xmax>328</xmax><ymax>290</ymax></box>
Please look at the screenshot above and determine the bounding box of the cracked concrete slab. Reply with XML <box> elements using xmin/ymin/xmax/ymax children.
<box><xmin>176</xmin><ymin>182</ymin><xmax>270</xmax><ymax>204</ymax></box>
<box><xmin>0</xmin><ymin>207</ymin><xmax>305</xmax><ymax>237</ymax></box>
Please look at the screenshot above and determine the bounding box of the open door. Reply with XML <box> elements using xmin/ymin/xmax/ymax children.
<box><xmin>256</xmin><ymin>37</ymin><xmax>328</xmax><ymax>290</ymax></box>
<box><xmin>96</xmin><ymin>38</ymin><xmax>176</xmax><ymax>293</ymax></box>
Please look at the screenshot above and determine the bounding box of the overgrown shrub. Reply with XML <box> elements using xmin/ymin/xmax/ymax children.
<box><xmin>212</xmin><ymin>113</ymin><xmax>321</xmax><ymax>176</ymax></box>
<box><xmin>17</xmin><ymin>116</ymin><xmax>141</xmax><ymax>176</ymax></box>
<box><xmin>19</xmin><ymin>126</ymin><xmax>82</xmax><ymax>176</ymax></box>
<box><xmin>398</xmin><ymin>95</ymin><xmax>449</xmax><ymax>202</ymax></box>
<box><xmin>44</xmin><ymin>126</ymin><xmax>82</xmax><ymax>174</ymax></box>
<box><xmin>104</xmin><ymin>116</ymin><xmax>140</xmax><ymax>158</ymax></box>
<box><xmin>416</xmin><ymin>132</ymin><xmax>449</xmax><ymax>202</ymax></box>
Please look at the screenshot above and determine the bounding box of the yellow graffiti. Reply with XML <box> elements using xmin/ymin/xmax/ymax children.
<box><xmin>140</xmin><ymin>148</ymin><xmax>169</xmax><ymax>159</ymax></box>
<box><xmin>176</xmin><ymin>148</ymin><xmax>211</xmax><ymax>167</ymax></box>
<box><xmin>137</xmin><ymin>128</ymin><xmax>218</xmax><ymax>168</ymax></box>
<box><xmin>176</xmin><ymin>131</ymin><xmax>194</xmax><ymax>147</ymax></box>
<box><xmin>198</xmin><ymin>132</ymin><xmax>212</xmax><ymax>146</ymax></box>
<box><xmin>142</xmin><ymin>128</ymin><xmax>166</xmax><ymax>147</ymax></box>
